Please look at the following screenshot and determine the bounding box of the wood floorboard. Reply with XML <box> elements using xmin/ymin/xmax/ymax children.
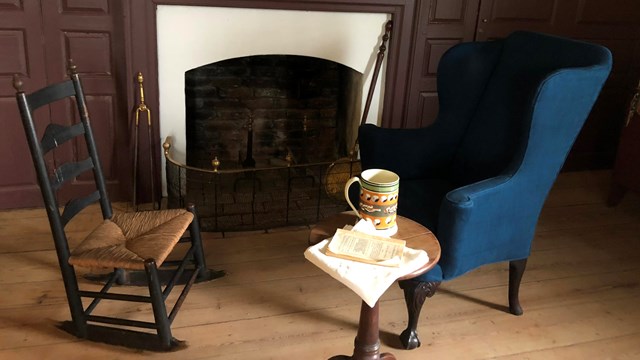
<box><xmin>493</xmin><ymin>333</ymin><xmax>640</xmax><ymax>360</ymax></box>
<box><xmin>0</xmin><ymin>170</ymin><xmax>638</xmax><ymax>359</ymax></box>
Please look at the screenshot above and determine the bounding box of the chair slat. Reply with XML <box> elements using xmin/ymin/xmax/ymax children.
<box><xmin>51</xmin><ymin>157</ymin><xmax>94</xmax><ymax>190</ymax></box>
<box><xmin>61</xmin><ymin>190</ymin><xmax>101</xmax><ymax>227</ymax></box>
<box><xmin>26</xmin><ymin>80</ymin><xmax>75</xmax><ymax>111</ymax></box>
<box><xmin>41</xmin><ymin>123</ymin><xmax>85</xmax><ymax>154</ymax></box>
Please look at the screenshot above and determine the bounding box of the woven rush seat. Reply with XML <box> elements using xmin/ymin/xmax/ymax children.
<box><xmin>69</xmin><ymin>209</ymin><xmax>194</xmax><ymax>270</ymax></box>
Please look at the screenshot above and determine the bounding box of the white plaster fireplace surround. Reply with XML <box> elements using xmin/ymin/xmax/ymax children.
<box><xmin>156</xmin><ymin>5</ymin><xmax>390</xmax><ymax>165</ymax></box>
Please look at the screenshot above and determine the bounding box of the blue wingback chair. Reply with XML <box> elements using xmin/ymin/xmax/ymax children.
<box><xmin>358</xmin><ymin>31</ymin><xmax>612</xmax><ymax>349</ymax></box>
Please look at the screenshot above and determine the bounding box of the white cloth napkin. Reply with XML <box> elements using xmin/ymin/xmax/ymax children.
<box><xmin>304</xmin><ymin>219</ymin><xmax>429</xmax><ymax>308</ymax></box>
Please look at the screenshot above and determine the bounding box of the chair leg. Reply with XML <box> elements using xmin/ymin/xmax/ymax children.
<box><xmin>398</xmin><ymin>279</ymin><xmax>440</xmax><ymax>350</ymax></box>
<box><xmin>59</xmin><ymin>262</ymin><xmax>88</xmax><ymax>338</ymax></box>
<box><xmin>187</xmin><ymin>204</ymin><xmax>210</xmax><ymax>280</ymax></box>
<box><xmin>508</xmin><ymin>258</ymin><xmax>528</xmax><ymax>316</ymax></box>
<box><xmin>145</xmin><ymin>259</ymin><xmax>173</xmax><ymax>349</ymax></box>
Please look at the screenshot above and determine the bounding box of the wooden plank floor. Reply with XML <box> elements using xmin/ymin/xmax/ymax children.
<box><xmin>0</xmin><ymin>170</ymin><xmax>638</xmax><ymax>359</ymax></box>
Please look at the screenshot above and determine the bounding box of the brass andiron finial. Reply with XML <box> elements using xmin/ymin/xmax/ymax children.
<box><xmin>211</xmin><ymin>156</ymin><xmax>220</xmax><ymax>172</ymax></box>
<box><xmin>247</xmin><ymin>115</ymin><xmax>253</xmax><ymax>131</ymax></box>
<box><xmin>286</xmin><ymin>150</ymin><xmax>293</xmax><ymax>167</ymax></box>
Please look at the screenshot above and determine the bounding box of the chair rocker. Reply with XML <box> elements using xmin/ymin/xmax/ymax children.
<box><xmin>13</xmin><ymin>62</ymin><xmax>219</xmax><ymax>351</ymax></box>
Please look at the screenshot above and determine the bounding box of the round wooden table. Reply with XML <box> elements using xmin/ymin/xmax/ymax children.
<box><xmin>309</xmin><ymin>213</ymin><xmax>441</xmax><ymax>360</ymax></box>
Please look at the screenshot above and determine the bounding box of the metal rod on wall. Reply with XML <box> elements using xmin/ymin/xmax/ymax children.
<box><xmin>360</xmin><ymin>19</ymin><xmax>392</xmax><ymax>127</ymax></box>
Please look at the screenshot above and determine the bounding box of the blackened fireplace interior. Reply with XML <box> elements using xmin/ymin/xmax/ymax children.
<box><xmin>167</xmin><ymin>55</ymin><xmax>363</xmax><ymax>231</ymax></box>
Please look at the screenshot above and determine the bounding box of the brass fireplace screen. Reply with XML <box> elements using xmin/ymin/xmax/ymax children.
<box><xmin>163</xmin><ymin>138</ymin><xmax>360</xmax><ymax>231</ymax></box>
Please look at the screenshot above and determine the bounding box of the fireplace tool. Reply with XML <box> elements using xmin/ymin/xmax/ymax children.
<box><xmin>132</xmin><ymin>72</ymin><xmax>159</xmax><ymax>210</ymax></box>
<box><xmin>324</xmin><ymin>19</ymin><xmax>393</xmax><ymax>201</ymax></box>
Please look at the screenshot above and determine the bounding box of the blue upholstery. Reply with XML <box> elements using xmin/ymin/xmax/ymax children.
<box><xmin>359</xmin><ymin>31</ymin><xmax>612</xmax><ymax>283</ymax></box>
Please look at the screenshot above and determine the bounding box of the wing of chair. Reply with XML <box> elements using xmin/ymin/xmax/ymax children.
<box><xmin>358</xmin><ymin>31</ymin><xmax>612</xmax><ymax>349</ymax></box>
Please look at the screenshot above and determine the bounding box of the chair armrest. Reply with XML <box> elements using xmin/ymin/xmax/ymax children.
<box><xmin>444</xmin><ymin>175</ymin><xmax>512</xmax><ymax>204</ymax></box>
<box><xmin>436</xmin><ymin>174</ymin><xmax>544</xmax><ymax>279</ymax></box>
<box><xmin>358</xmin><ymin>124</ymin><xmax>458</xmax><ymax>180</ymax></box>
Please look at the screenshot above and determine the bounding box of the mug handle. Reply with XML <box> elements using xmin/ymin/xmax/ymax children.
<box><xmin>344</xmin><ymin>176</ymin><xmax>362</xmax><ymax>218</ymax></box>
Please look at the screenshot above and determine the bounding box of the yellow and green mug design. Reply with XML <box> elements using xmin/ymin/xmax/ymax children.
<box><xmin>344</xmin><ymin>169</ymin><xmax>399</xmax><ymax>230</ymax></box>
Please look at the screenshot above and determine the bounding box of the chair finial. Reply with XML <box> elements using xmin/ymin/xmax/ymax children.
<box><xmin>12</xmin><ymin>74</ymin><xmax>23</xmax><ymax>92</ymax></box>
<box><xmin>67</xmin><ymin>59</ymin><xmax>77</xmax><ymax>76</ymax></box>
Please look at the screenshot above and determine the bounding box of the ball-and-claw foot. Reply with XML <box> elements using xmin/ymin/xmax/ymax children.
<box><xmin>399</xmin><ymin>328</ymin><xmax>421</xmax><ymax>350</ymax></box>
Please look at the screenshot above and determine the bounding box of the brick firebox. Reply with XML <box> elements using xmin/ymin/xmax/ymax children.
<box><xmin>175</xmin><ymin>55</ymin><xmax>362</xmax><ymax>231</ymax></box>
<box><xmin>185</xmin><ymin>55</ymin><xmax>361</xmax><ymax>170</ymax></box>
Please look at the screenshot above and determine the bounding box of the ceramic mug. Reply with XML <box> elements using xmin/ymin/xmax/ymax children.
<box><xmin>344</xmin><ymin>169</ymin><xmax>399</xmax><ymax>230</ymax></box>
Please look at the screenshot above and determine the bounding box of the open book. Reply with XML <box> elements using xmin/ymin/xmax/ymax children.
<box><xmin>325</xmin><ymin>228</ymin><xmax>406</xmax><ymax>267</ymax></box>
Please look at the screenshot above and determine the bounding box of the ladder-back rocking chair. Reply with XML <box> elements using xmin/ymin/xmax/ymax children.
<box><xmin>13</xmin><ymin>62</ymin><xmax>217</xmax><ymax>351</ymax></box>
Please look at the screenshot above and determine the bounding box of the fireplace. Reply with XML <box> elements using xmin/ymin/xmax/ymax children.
<box><xmin>157</xmin><ymin>5</ymin><xmax>390</xmax><ymax>230</ymax></box>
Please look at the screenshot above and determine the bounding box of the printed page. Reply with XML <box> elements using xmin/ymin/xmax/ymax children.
<box><xmin>326</xmin><ymin>228</ymin><xmax>405</xmax><ymax>266</ymax></box>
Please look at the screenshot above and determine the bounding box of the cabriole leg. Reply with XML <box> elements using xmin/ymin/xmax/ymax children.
<box><xmin>509</xmin><ymin>258</ymin><xmax>528</xmax><ymax>316</ymax></box>
<box><xmin>398</xmin><ymin>280</ymin><xmax>440</xmax><ymax>350</ymax></box>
